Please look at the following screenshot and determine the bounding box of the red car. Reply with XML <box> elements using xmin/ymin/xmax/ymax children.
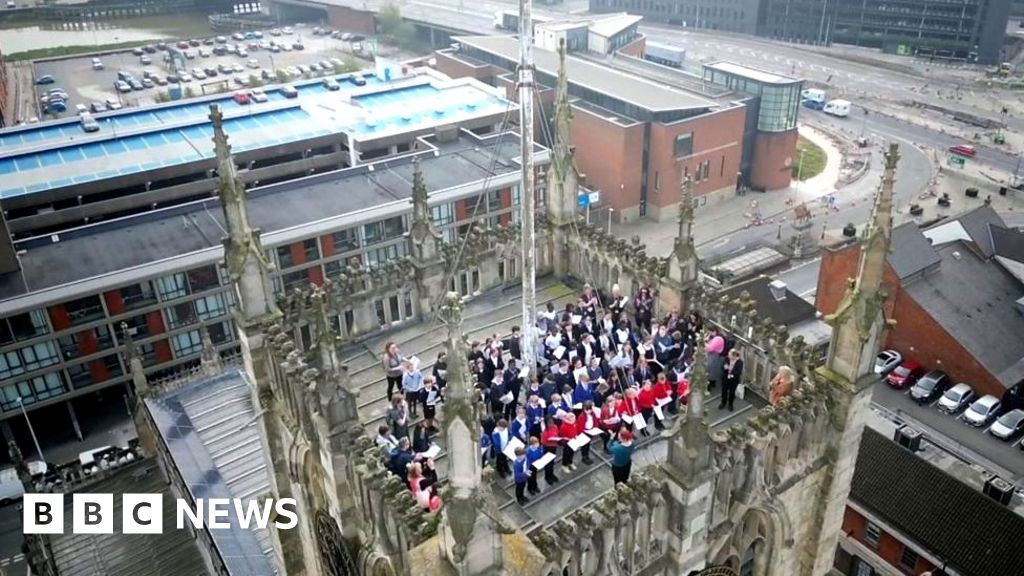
<box><xmin>887</xmin><ymin>359</ymin><xmax>924</xmax><ymax>389</ymax></box>
<box><xmin>233</xmin><ymin>91</ymin><xmax>251</xmax><ymax>105</ymax></box>
<box><xmin>948</xmin><ymin>144</ymin><xmax>976</xmax><ymax>157</ymax></box>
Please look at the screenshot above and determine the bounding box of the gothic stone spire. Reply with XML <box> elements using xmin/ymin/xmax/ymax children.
<box><xmin>409</xmin><ymin>156</ymin><xmax>442</xmax><ymax>263</ymax></box>
<box><xmin>546</xmin><ymin>38</ymin><xmax>579</xmax><ymax>227</ymax></box>
<box><xmin>824</xmin><ymin>143</ymin><xmax>899</xmax><ymax>384</ymax></box>
<box><xmin>437</xmin><ymin>292</ymin><xmax>483</xmax><ymax>563</ymax></box>
<box><xmin>209</xmin><ymin>104</ymin><xmax>279</xmax><ymax>323</ymax></box>
<box><xmin>668</xmin><ymin>174</ymin><xmax>699</xmax><ymax>289</ymax></box>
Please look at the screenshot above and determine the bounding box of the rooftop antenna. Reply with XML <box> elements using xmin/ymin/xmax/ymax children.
<box><xmin>519</xmin><ymin>0</ymin><xmax>539</xmax><ymax>373</ymax></box>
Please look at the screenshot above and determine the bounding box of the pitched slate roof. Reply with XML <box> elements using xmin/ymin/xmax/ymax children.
<box><xmin>720</xmin><ymin>275</ymin><xmax>818</xmax><ymax>327</ymax></box>
<box><xmin>851</xmin><ymin>428</ymin><xmax>1024</xmax><ymax>576</ymax></box>
<box><xmin>888</xmin><ymin>222</ymin><xmax>940</xmax><ymax>280</ymax></box>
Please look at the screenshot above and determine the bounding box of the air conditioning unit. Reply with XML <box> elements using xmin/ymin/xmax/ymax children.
<box><xmin>893</xmin><ymin>425</ymin><xmax>921</xmax><ymax>452</ymax></box>
<box><xmin>983</xmin><ymin>476</ymin><xmax>1014</xmax><ymax>506</ymax></box>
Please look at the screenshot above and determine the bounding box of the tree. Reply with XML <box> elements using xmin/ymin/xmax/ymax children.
<box><xmin>378</xmin><ymin>2</ymin><xmax>417</xmax><ymax>49</ymax></box>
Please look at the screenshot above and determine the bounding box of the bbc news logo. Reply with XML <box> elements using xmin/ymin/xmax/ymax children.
<box><xmin>23</xmin><ymin>494</ymin><xmax>298</xmax><ymax>534</ymax></box>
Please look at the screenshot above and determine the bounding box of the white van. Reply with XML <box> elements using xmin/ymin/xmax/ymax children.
<box><xmin>823</xmin><ymin>99</ymin><xmax>851</xmax><ymax>117</ymax></box>
<box><xmin>0</xmin><ymin>461</ymin><xmax>48</xmax><ymax>505</ymax></box>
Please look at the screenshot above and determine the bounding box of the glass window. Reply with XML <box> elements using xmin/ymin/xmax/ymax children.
<box><xmin>675</xmin><ymin>133</ymin><xmax>694</xmax><ymax>158</ymax></box>
<box><xmin>2</xmin><ymin>310</ymin><xmax>50</xmax><ymax>344</ymax></box>
<box><xmin>166</xmin><ymin>301</ymin><xmax>198</xmax><ymax>330</ymax></box>
<box><xmin>120</xmin><ymin>282</ymin><xmax>157</xmax><ymax>310</ymax></box>
<box><xmin>207</xmin><ymin>321</ymin><xmax>232</xmax><ymax>345</ymax></box>
<box><xmin>120</xmin><ymin>314</ymin><xmax>151</xmax><ymax>339</ymax></box>
<box><xmin>864</xmin><ymin>522</ymin><xmax>881</xmax><ymax>548</ymax></box>
<box><xmin>302</xmin><ymin>238</ymin><xmax>319</xmax><ymax>261</ymax></box>
<box><xmin>281</xmin><ymin>269</ymin><xmax>309</xmax><ymax>292</ymax></box>
<box><xmin>431</xmin><ymin>203</ymin><xmax>455</xmax><ymax>228</ymax></box>
<box><xmin>382</xmin><ymin>216</ymin><xmax>405</xmax><ymax>241</ymax></box>
<box><xmin>1</xmin><ymin>372</ymin><xmax>66</xmax><ymax>411</ymax></box>
<box><xmin>757</xmin><ymin>85</ymin><xmax>799</xmax><ymax>132</ymax></box>
<box><xmin>403</xmin><ymin>292</ymin><xmax>414</xmax><ymax>319</ymax></box>
<box><xmin>374</xmin><ymin>300</ymin><xmax>386</xmax><ymax>326</ymax></box>
<box><xmin>187</xmin><ymin>265</ymin><xmax>220</xmax><ymax>293</ymax></box>
<box><xmin>332</xmin><ymin>228</ymin><xmax>360</xmax><ymax>253</ymax></box>
<box><xmin>487</xmin><ymin>189</ymin><xmax>503</xmax><ymax>212</ymax></box>
<box><xmin>366</xmin><ymin>243</ymin><xmax>408</xmax><ymax>266</ymax></box>
<box><xmin>195</xmin><ymin>293</ymin><xmax>229</xmax><ymax>321</ymax></box>
<box><xmin>156</xmin><ymin>272</ymin><xmax>189</xmax><ymax>300</ymax></box>
<box><xmin>277</xmin><ymin>245</ymin><xmax>295</xmax><ymax>268</ymax></box>
<box><xmin>324</xmin><ymin>259</ymin><xmax>344</xmax><ymax>278</ymax></box>
<box><xmin>388</xmin><ymin>295</ymin><xmax>400</xmax><ymax>323</ymax></box>
<box><xmin>64</xmin><ymin>295</ymin><xmax>105</xmax><ymax>326</ymax></box>
<box><xmin>171</xmin><ymin>330</ymin><xmax>203</xmax><ymax>357</ymax></box>
<box><xmin>899</xmin><ymin>547</ymin><xmax>918</xmax><ymax>569</ymax></box>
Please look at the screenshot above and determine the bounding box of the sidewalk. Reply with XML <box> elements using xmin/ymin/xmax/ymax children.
<box><xmin>609</xmin><ymin>123</ymin><xmax>861</xmax><ymax>258</ymax></box>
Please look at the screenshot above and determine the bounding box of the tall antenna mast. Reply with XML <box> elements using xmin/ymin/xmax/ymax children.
<box><xmin>519</xmin><ymin>0</ymin><xmax>538</xmax><ymax>373</ymax></box>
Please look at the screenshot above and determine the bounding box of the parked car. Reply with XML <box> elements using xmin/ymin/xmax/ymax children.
<box><xmin>232</xmin><ymin>63</ymin><xmax>244</xmax><ymax>74</ymax></box>
<box><xmin>937</xmin><ymin>383</ymin><xmax>975</xmax><ymax>414</ymax></box>
<box><xmin>293</xmin><ymin>41</ymin><xmax>304</xmax><ymax>50</ymax></box>
<box><xmin>183</xmin><ymin>50</ymin><xmax>195</xmax><ymax>60</ymax></box>
<box><xmin>47</xmin><ymin>100</ymin><xmax>66</xmax><ymax>113</ymax></box>
<box><xmin>886</xmin><ymin>360</ymin><xmax>923</xmax><ymax>389</ymax></box>
<box><xmin>282</xmin><ymin>26</ymin><xmax>294</xmax><ymax>35</ymax></box>
<box><xmin>874</xmin><ymin>350</ymin><xmax>902</xmax><ymax>376</ymax></box>
<box><xmin>948</xmin><ymin>144</ymin><xmax>976</xmax><ymax>157</ymax></box>
<box><xmin>166</xmin><ymin>73</ymin><xmax>179</xmax><ymax>83</ymax></box>
<box><xmin>105</xmin><ymin>98</ymin><xmax>122</xmax><ymax>110</ymax></box>
<box><xmin>141</xmin><ymin>78</ymin><xmax>154</xmax><ymax>89</ymax></box>
<box><xmin>270</xmin><ymin>28</ymin><xmax>281</xmax><ymax>36</ymax></box>
<box><xmin>154</xmin><ymin>76</ymin><xmax>167</xmax><ymax>86</ymax></box>
<box><xmin>238</xmin><ymin>48</ymin><xmax>249</xmax><ymax>58</ymax></box>
<box><xmin>233</xmin><ymin>91</ymin><xmax>251</xmax><ymax>105</ymax></box>
<box><xmin>215</xmin><ymin>35</ymin><xmax>227</xmax><ymax>44</ymax></box>
<box><xmin>250</xmin><ymin>88</ymin><xmax>268</xmax><ymax>103</ymax></box>
<box><xmin>189</xmin><ymin>39</ymin><xmax>201</xmax><ymax>47</ymax></box>
<box><xmin>297</xmin><ymin>64</ymin><xmax>310</xmax><ymax>74</ymax></box>
<box><xmin>74</xmin><ymin>103</ymin><xmax>88</xmax><ymax>115</ymax></box>
<box><xmin>247</xmin><ymin>58</ymin><xmax>260</xmax><ymax>69</ymax></box>
<box><xmin>349</xmin><ymin>74</ymin><xmax>366</xmax><ymax>86</ymax></box>
<box><xmin>177</xmin><ymin>40</ymin><xmax>189</xmax><ymax>49</ymax></box>
<box><xmin>114</xmin><ymin>80</ymin><xmax>132</xmax><ymax>93</ymax></box>
<box><xmin>178</xmin><ymin>73</ymin><xmax>193</xmax><ymax>82</ymax></box>
<box><xmin>156</xmin><ymin>42</ymin><xmax>168</xmax><ymax>50</ymax></box>
<box><xmin>203</xmin><ymin>38</ymin><xmax>215</xmax><ymax>46</ymax></box>
<box><xmin>91</xmin><ymin>58</ymin><xmax>104</xmax><ymax>70</ymax></box>
<box><xmin>989</xmin><ymin>409</ymin><xmax>1024</xmax><ymax>440</ymax></box>
<box><xmin>962</xmin><ymin>395</ymin><xmax>1001</xmax><ymax>427</ymax></box>
<box><xmin>131</xmin><ymin>47</ymin><xmax>144</xmax><ymax>56</ymax></box>
<box><xmin>128</xmin><ymin>79</ymin><xmax>144</xmax><ymax>91</ymax></box>
<box><xmin>80</xmin><ymin>113</ymin><xmax>99</xmax><ymax>132</ymax></box>
<box><xmin>204</xmin><ymin>67</ymin><xmax>218</xmax><ymax>77</ymax></box>
<box><xmin>323</xmin><ymin>77</ymin><xmax>340</xmax><ymax>91</ymax></box>
<box><xmin>89</xmin><ymin>101</ymin><xmax>106</xmax><ymax>113</ymax></box>
<box><xmin>35</xmin><ymin>74</ymin><xmax>55</xmax><ymax>85</ymax></box>
<box><xmin>191</xmin><ymin>68</ymin><xmax>207</xmax><ymax>80</ymax></box>
<box><xmin>909</xmin><ymin>370</ymin><xmax>951</xmax><ymax>404</ymax></box>
<box><xmin>143</xmin><ymin>44</ymin><xmax>157</xmax><ymax>53</ymax></box>
<box><xmin>218</xmin><ymin>63</ymin><xmax>233</xmax><ymax>74</ymax></box>
<box><xmin>117</xmin><ymin>70</ymin><xmax>134</xmax><ymax>82</ymax></box>
<box><xmin>199</xmin><ymin>48</ymin><xmax>210</xmax><ymax>57</ymax></box>
<box><xmin>281</xmin><ymin>85</ymin><xmax>298</xmax><ymax>98</ymax></box>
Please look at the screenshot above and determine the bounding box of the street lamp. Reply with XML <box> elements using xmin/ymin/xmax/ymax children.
<box><xmin>16</xmin><ymin>397</ymin><xmax>44</xmax><ymax>461</ymax></box>
<box><xmin>607</xmin><ymin>208</ymin><xmax>614</xmax><ymax>234</ymax></box>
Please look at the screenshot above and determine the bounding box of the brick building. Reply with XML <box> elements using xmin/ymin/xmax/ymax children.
<box><xmin>817</xmin><ymin>206</ymin><xmax>1024</xmax><ymax>399</ymax></box>
<box><xmin>437</xmin><ymin>35</ymin><xmax>749</xmax><ymax>222</ymax></box>
<box><xmin>836</xmin><ymin>428</ymin><xmax>1024</xmax><ymax>576</ymax></box>
<box><xmin>0</xmin><ymin>50</ymin><xmax>8</xmax><ymax>128</ymax></box>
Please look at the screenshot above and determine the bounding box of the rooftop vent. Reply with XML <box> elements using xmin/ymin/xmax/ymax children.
<box><xmin>952</xmin><ymin>250</ymin><xmax>962</xmax><ymax>260</ymax></box>
<box><xmin>768</xmin><ymin>279</ymin><xmax>788</xmax><ymax>302</ymax></box>
<box><xmin>434</xmin><ymin>124</ymin><xmax>459</xmax><ymax>143</ymax></box>
<box><xmin>983</xmin><ymin>475</ymin><xmax>1014</xmax><ymax>506</ymax></box>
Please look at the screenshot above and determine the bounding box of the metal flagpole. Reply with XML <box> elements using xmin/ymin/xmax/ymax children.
<box><xmin>519</xmin><ymin>0</ymin><xmax>539</xmax><ymax>373</ymax></box>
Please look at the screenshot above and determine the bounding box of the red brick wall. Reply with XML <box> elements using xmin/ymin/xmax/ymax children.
<box><xmin>434</xmin><ymin>51</ymin><xmax>499</xmax><ymax>82</ymax></box>
<box><xmin>647</xmin><ymin>106</ymin><xmax>746</xmax><ymax>209</ymax></box>
<box><xmin>0</xmin><ymin>50</ymin><xmax>7</xmax><ymax>127</ymax></box>
<box><xmin>751</xmin><ymin>130</ymin><xmax>798</xmax><ymax>190</ymax></box>
<box><xmin>48</xmin><ymin>305</ymin><xmax>71</xmax><ymax>331</ymax></box>
<box><xmin>321</xmin><ymin>234</ymin><xmax>336</xmax><ymax>258</ymax></box>
<box><xmin>818</xmin><ymin>243</ymin><xmax>1006</xmax><ymax>397</ymax></box>
<box><xmin>570</xmin><ymin>107</ymin><xmax>645</xmax><ymax>216</ymax></box>
<box><xmin>619</xmin><ymin>35</ymin><xmax>646</xmax><ymax>58</ymax></box>
<box><xmin>327</xmin><ymin>6</ymin><xmax>376</xmax><ymax>35</ymax></box>
<box><xmin>842</xmin><ymin>507</ymin><xmax>936</xmax><ymax>575</ymax></box>
<box><xmin>103</xmin><ymin>290</ymin><xmax>125</xmax><ymax>316</ymax></box>
<box><xmin>308</xmin><ymin>267</ymin><xmax>324</xmax><ymax>286</ymax></box>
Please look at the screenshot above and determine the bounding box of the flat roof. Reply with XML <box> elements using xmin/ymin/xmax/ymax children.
<box><xmin>0</xmin><ymin>73</ymin><xmax>511</xmax><ymax>200</ymax></box>
<box><xmin>705</xmin><ymin>61</ymin><xmax>799</xmax><ymax>85</ymax></box>
<box><xmin>0</xmin><ymin>130</ymin><xmax>531</xmax><ymax>303</ymax></box>
<box><xmin>587</xmin><ymin>13</ymin><xmax>643</xmax><ymax>38</ymax></box>
<box><xmin>456</xmin><ymin>35</ymin><xmax>716</xmax><ymax>113</ymax></box>
<box><xmin>147</xmin><ymin>369</ymin><xmax>277</xmax><ymax>575</ymax></box>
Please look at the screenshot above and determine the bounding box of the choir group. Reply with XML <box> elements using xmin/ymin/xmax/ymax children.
<box><xmin>377</xmin><ymin>283</ymin><xmax>752</xmax><ymax>508</ymax></box>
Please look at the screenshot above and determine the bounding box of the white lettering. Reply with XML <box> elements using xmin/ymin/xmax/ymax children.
<box><xmin>233</xmin><ymin>498</ymin><xmax>274</xmax><ymax>529</ymax></box>
<box><xmin>207</xmin><ymin>498</ymin><xmax>231</xmax><ymax>529</ymax></box>
<box><xmin>176</xmin><ymin>499</ymin><xmax>205</xmax><ymax>529</ymax></box>
<box><xmin>273</xmin><ymin>498</ymin><xmax>298</xmax><ymax>530</ymax></box>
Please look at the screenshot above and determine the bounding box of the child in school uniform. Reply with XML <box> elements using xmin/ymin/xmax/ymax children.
<box><xmin>525</xmin><ymin>436</ymin><xmax>544</xmax><ymax>495</ymax></box>
<box><xmin>513</xmin><ymin>447</ymin><xmax>531</xmax><ymax>505</ymax></box>
<box><xmin>540</xmin><ymin>416</ymin><xmax>562</xmax><ymax>485</ymax></box>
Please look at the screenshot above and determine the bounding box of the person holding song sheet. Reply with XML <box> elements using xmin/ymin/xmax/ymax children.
<box><xmin>540</xmin><ymin>416</ymin><xmax>562</xmax><ymax>484</ymax></box>
<box><xmin>600</xmin><ymin>395</ymin><xmax>623</xmax><ymax>452</ymax></box>
<box><xmin>559</xmin><ymin>412</ymin><xmax>580</xmax><ymax>473</ymax></box>
<box><xmin>491</xmin><ymin>419</ymin><xmax>512</xmax><ymax>479</ymax></box>
<box><xmin>510</xmin><ymin>406</ymin><xmax>530</xmax><ymax>444</ymax></box>
<box><xmin>637</xmin><ymin>379</ymin><xmax>664</xmax><ymax>431</ymax></box>
<box><xmin>653</xmin><ymin>372</ymin><xmax>675</xmax><ymax>415</ymax></box>
<box><xmin>423</xmin><ymin>376</ymin><xmax>441</xmax><ymax>432</ymax></box>
<box><xmin>618</xmin><ymin>387</ymin><xmax>647</xmax><ymax>437</ymax></box>
<box><xmin>525</xmin><ymin>436</ymin><xmax>544</xmax><ymax>495</ymax></box>
<box><xmin>577</xmin><ymin>400</ymin><xmax>598</xmax><ymax>465</ymax></box>
<box><xmin>609</xmin><ymin>429</ymin><xmax>635</xmax><ymax>485</ymax></box>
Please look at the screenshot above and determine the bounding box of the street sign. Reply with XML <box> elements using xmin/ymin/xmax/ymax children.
<box><xmin>578</xmin><ymin>191</ymin><xmax>600</xmax><ymax>207</ymax></box>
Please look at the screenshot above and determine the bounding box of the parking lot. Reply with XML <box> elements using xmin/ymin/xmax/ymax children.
<box><xmin>873</xmin><ymin>380</ymin><xmax>1024</xmax><ymax>482</ymax></box>
<box><xmin>30</xmin><ymin>26</ymin><xmax>378</xmax><ymax>116</ymax></box>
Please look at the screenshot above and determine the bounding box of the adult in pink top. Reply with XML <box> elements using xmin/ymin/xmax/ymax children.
<box><xmin>705</xmin><ymin>334</ymin><xmax>725</xmax><ymax>355</ymax></box>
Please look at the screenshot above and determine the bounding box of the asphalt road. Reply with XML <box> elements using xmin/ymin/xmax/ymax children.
<box><xmin>0</xmin><ymin>504</ymin><xmax>26</xmax><ymax>576</ymax></box>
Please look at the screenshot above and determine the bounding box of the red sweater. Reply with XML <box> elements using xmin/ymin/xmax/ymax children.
<box><xmin>638</xmin><ymin>388</ymin><xmax>657</xmax><ymax>410</ymax></box>
<box><xmin>677</xmin><ymin>378</ymin><xmax>691</xmax><ymax>399</ymax></box>
<box><xmin>600</xmin><ymin>404</ymin><xmax>621</xmax><ymax>430</ymax></box>
<box><xmin>559</xmin><ymin>420</ymin><xmax>578</xmax><ymax>440</ymax></box>
<box><xmin>654</xmin><ymin>380</ymin><xmax>673</xmax><ymax>401</ymax></box>
<box><xmin>618</xmin><ymin>396</ymin><xmax>640</xmax><ymax>416</ymax></box>
<box><xmin>542</xmin><ymin>426</ymin><xmax>562</xmax><ymax>447</ymax></box>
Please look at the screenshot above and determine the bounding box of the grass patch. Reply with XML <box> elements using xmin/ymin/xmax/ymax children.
<box><xmin>7</xmin><ymin>40</ymin><xmax>152</xmax><ymax>62</ymax></box>
<box><xmin>792</xmin><ymin>136</ymin><xmax>827</xmax><ymax>181</ymax></box>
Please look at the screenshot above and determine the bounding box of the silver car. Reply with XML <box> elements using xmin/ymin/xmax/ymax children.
<box><xmin>962</xmin><ymin>395</ymin><xmax>1001</xmax><ymax>427</ymax></box>
<box><xmin>873</xmin><ymin>350</ymin><xmax>902</xmax><ymax>375</ymax></box>
<box><xmin>989</xmin><ymin>409</ymin><xmax>1024</xmax><ymax>441</ymax></box>
<box><xmin>937</xmin><ymin>383</ymin><xmax>974</xmax><ymax>414</ymax></box>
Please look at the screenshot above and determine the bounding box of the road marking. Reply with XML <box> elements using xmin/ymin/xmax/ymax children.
<box><xmin>0</xmin><ymin>554</ymin><xmax>24</xmax><ymax>566</ymax></box>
